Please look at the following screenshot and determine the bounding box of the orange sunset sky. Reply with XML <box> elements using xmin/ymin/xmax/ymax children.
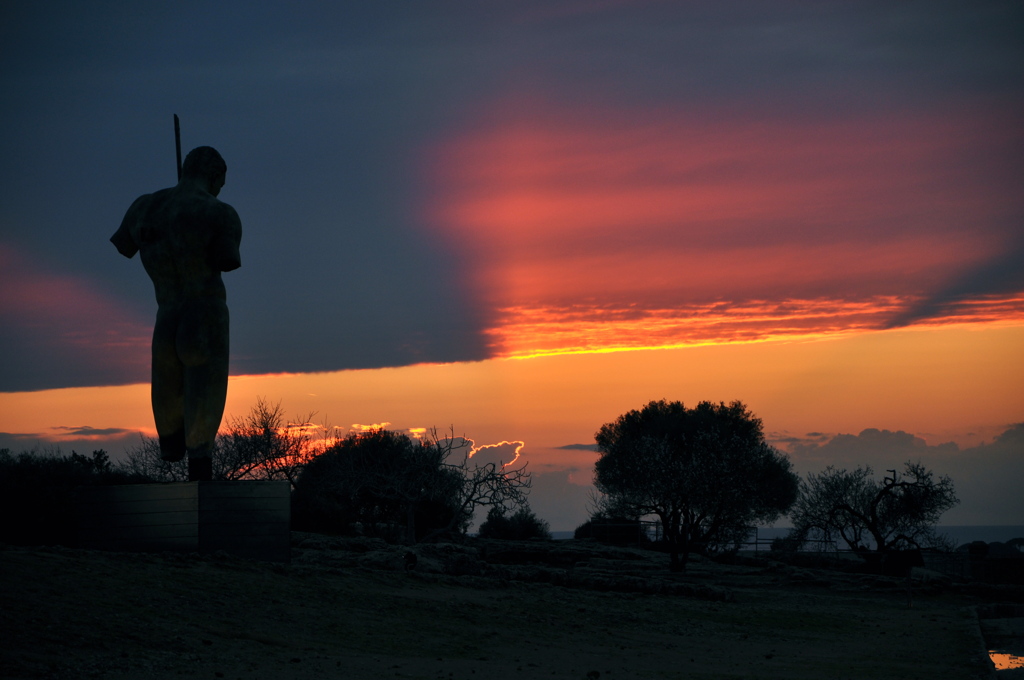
<box><xmin>1</xmin><ymin>3</ymin><xmax>1022</xmax><ymax>530</ymax></box>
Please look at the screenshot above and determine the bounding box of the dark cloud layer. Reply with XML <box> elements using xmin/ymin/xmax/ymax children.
<box><xmin>51</xmin><ymin>425</ymin><xmax>135</xmax><ymax>437</ymax></box>
<box><xmin>2</xmin><ymin>1</ymin><xmax>1022</xmax><ymax>391</ymax></box>
<box><xmin>886</xmin><ymin>233</ymin><xmax>1024</xmax><ymax>328</ymax></box>
<box><xmin>782</xmin><ymin>424</ymin><xmax>1024</xmax><ymax>525</ymax></box>
<box><xmin>548</xmin><ymin>423</ymin><xmax>1024</xmax><ymax>529</ymax></box>
<box><xmin>0</xmin><ymin>427</ymin><xmax>144</xmax><ymax>458</ymax></box>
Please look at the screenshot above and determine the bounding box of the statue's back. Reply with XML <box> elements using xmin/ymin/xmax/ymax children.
<box><xmin>132</xmin><ymin>186</ymin><xmax>239</xmax><ymax>307</ymax></box>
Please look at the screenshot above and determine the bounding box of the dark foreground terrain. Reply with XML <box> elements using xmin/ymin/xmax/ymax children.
<box><xmin>1</xmin><ymin>535</ymin><xmax>1010</xmax><ymax>679</ymax></box>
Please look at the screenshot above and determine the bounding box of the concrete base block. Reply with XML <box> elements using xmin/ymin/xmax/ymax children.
<box><xmin>76</xmin><ymin>481</ymin><xmax>290</xmax><ymax>562</ymax></box>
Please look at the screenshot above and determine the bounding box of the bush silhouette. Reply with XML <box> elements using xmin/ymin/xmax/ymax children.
<box><xmin>574</xmin><ymin>515</ymin><xmax>649</xmax><ymax>546</ymax></box>
<box><xmin>293</xmin><ymin>428</ymin><xmax>532</xmax><ymax>543</ymax></box>
<box><xmin>291</xmin><ymin>429</ymin><xmax>465</xmax><ymax>541</ymax></box>
<box><xmin>0</xmin><ymin>448</ymin><xmax>147</xmax><ymax>546</ymax></box>
<box><xmin>478</xmin><ymin>506</ymin><xmax>551</xmax><ymax>540</ymax></box>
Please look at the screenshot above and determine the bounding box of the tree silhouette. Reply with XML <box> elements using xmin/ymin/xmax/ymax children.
<box><xmin>120</xmin><ymin>397</ymin><xmax>315</xmax><ymax>483</ymax></box>
<box><xmin>292</xmin><ymin>428</ymin><xmax>531</xmax><ymax>543</ymax></box>
<box><xmin>594</xmin><ymin>400</ymin><xmax>799</xmax><ymax>571</ymax></box>
<box><xmin>788</xmin><ymin>461</ymin><xmax>958</xmax><ymax>558</ymax></box>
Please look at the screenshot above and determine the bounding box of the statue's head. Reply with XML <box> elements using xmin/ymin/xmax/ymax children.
<box><xmin>181</xmin><ymin>146</ymin><xmax>227</xmax><ymax>196</ymax></box>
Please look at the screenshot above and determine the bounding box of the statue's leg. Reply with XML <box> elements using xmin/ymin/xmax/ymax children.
<box><xmin>152</xmin><ymin>308</ymin><xmax>186</xmax><ymax>462</ymax></box>
<box><xmin>183</xmin><ymin>359</ymin><xmax>227</xmax><ymax>482</ymax></box>
<box><xmin>187</xmin><ymin>444</ymin><xmax>214</xmax><ymax>482</ymax></box>
<box><xmin>178</xmin><ymin>300</ymin><xmax>230</xmax><ymax>482</ymax></box>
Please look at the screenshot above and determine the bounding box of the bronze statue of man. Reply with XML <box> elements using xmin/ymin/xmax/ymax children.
<box><xmin>111</xmin><ymin>146</ymin><xmax>242</xmax><ymax>481</ymax></box>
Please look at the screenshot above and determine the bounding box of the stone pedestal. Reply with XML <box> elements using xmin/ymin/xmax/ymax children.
<box><xmin>76</xmin><ymin>481</ymin><xmax>290</xmax><ymax>562</ymax></box>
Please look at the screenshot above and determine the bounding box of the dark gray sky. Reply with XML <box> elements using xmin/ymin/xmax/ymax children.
<box><xmin>2</xmin><ymin>1</ymin><xmax>1022</xmax><ymax>392</ymax></box>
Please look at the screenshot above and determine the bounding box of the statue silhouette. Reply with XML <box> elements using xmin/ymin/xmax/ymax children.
<box><xmin>111</xmin><ymin>146</ymin><xmax>242</xmax><ymax>481</ymax></box>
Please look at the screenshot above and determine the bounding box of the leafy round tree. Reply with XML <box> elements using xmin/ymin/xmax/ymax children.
<box><xmin>292</xmin><ymin>428</ymin><xmax>532</xmax><ymax>543</ymax></box>
<box><xmin>594</xmin><ymin>400</ymin><xmax>799</xmax><ymax>571</ymax></box>
<box><xmin>292</xmin><ymin>429</ymin><xmax>462</xmax><ymax>541</ymax></box>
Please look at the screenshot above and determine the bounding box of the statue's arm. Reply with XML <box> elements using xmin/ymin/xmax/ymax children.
<box><xmin>110</xmin><ymin>195</ymin><xmax>146</xmax><ymax>258</ymax></box>
<box><xmin>212</xmin><ymin>203</ymin><xmax>242</xmax><ymax>272</ymax></box>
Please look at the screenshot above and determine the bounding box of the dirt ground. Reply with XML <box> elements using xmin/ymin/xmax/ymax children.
<box><xmin>0</xmin><ymin>537</ymin><xmax>1007</xmax><ymax>680</ymax></box>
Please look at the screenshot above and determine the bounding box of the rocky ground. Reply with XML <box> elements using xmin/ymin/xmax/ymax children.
<box><xmin>2</xmin><ymin>534</ymin><xmax>1016</xmax><ymax>680</ymax></box>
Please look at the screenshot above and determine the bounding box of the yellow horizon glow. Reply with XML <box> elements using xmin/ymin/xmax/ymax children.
<box><xmin>1</xmin><ymin>324</ymin><xmax>1021</xmax><ymax>458</ymax></box>
<box><xmin>493</xmin><ymin>305</ymin><xmax>1024</xmax><ymax>360</ymax></box>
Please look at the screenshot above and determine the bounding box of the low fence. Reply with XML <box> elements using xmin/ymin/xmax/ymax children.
<box><xmin>591</xmin><ymin>522</ymin><xmax>1019</xmax><ymax>583</ymax></box>
<box><xmin>736</xmin><ymin>527</ymin><xmax>834</xmax><ymax>554</ymax></box>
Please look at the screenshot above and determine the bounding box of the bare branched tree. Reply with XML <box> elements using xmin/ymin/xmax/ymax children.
<box><xmin>119</xmin><ymin>435</ymin><xmax>189</xmax><ymax>482</ymax></box>
<box><xmin>788</xmin><ymin>461</ymin><xmax>958</xmax><ymax>557</ymax></box>
<box><xmin>218</xmin><ymin>397</ymin><xmax>316</xmax><ymax>485</ymax></box>
<box><xmin>119</xmin><ymin>398</ymin><xmax>316</xmax><ymax>485</ymax></box>
<box><xmin>425</xmin><ymin>428</ymin><xmax>531</xmax><ymax>541</ymax></box>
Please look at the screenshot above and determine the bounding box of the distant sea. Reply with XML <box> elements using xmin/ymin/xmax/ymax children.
<box><xmin>551</xmin><ymin>525</ymin><xmax>1024</xmax><ymax>547</ymax></box>
<box><xmin>750</xmin><ymin>525</ymin><xmax>1024</xmax><ymax>549</ymax></box>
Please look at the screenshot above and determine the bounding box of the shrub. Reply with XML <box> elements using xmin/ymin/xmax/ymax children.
<box><xmin>0</xmin><ymin>448</ymin><xmax>147</xmax><ymax>546</ymax></box>
<box><xmin>574</xmin><ymin>515</ymin><xmax>649</xmax><ymax>546</ymax></box>
<box><xmin>292</xmin><ymin>428</ymin><xmax>531</xmax><ymax>543</ymax></box>
<box><xmin>478</xmin><ymin>506</ymin><xmax>551</xmax><ymax>540</ymax></box>
<box><xmin>292</xmin><ymin>429</ymin><xmax>466</xmax><ymax>541</ymax></box>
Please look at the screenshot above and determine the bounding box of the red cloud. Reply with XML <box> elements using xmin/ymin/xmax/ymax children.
<box><xmin>420</xmin><ymin>97</ymin><xmax>1024</xmax><ymax>355</ymax></box>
